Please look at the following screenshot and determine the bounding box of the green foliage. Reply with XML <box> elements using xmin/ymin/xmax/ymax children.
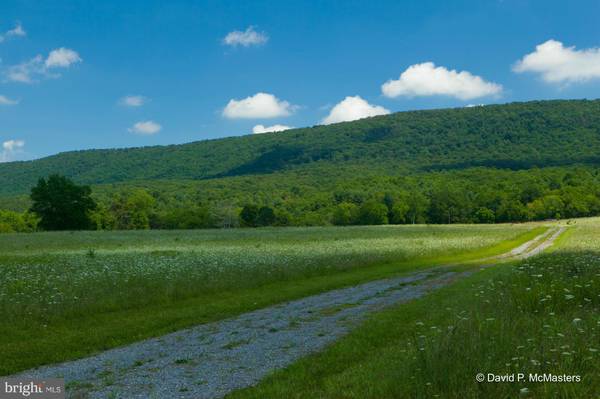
<box><xmin>496</xmin><ymin>198</ymin><xmax>528</xmax><ymax>223</ymax></box>
<box><xmin>527</xmin><ymin>194</ymin><xmax>564</xmax><ymax>220</ymax></box>
<box><xmin>0</xmin><ymin>210</ymin><xmax>38</xmax><ymax>233</ymax></box>
<box><xmin>357</xmin><ymin>201</ymin><xmax>388</xmax><ymax>225</ymax></box>
<box><xmin>210</xmin><ymin>202</ymin><xmax>240</xmax><ymax>228</ymax></box>
<box><xmin>89</xmin><ymin>204</ymin><xmax>116</xmax><ymax>230</ymax></box>
<box><xmin>238</xmin><ymin>205</ymin><xmax>278</xmax><ymax>227</ymax></box>
<box><xmin>3</xmin><ymin>100</ymin><xmax>600</xmax><ymax>197</ymax></box>
<box><xmin>474</xmin><ymin>207</ymin><xmax>495</xmax><ymax>224</ymax></box>
<box><xmin>29</xmin><ymin>174</ymin><xmax>96</xmax><ymax>231</ymax></box>
<box><xmin>332</xmin><ymin>203</ymin><xmax>359</xmax><ymax>226</ymax></box>
<box><xmin>240</xmin><ymin>204</ymin><xmax>259</xmax><ymax>227</ymax></box>
<box><xmin>256</xmin><ymin>206</ymin><xmax>276</xmax><ymax>227</ymax></box>
<box><xmin>8</xmin><ymin>164</ymin><xmax>600</xmax><ymax>232</ymax></box>
<box><xmin>405</xmin><ymin>191</ymin><xmax>428</xmax><ymax>224</ymax></box>
<box><xmin>428</xmin><ymin>186</ymin><xmax>470</xmax><ymax>224</ymax></box>
<box><xmin>389</xmin><ymin>203</ymin><xmax>409</xmax><ymax>224</ymax></box>
<box><xmin>273</xmin><ymin>209</ymin><xmax>292</xmax><ymax>227</ymax></box>
<box><xmin>4</xmin><ymin>100</ymin><xmax>600</xmax><ymax>230</ymax></box>
<box><xmin>153</xmin><ymin>205</ymin><xmax>213</xmax><ymax>229</ymax></box>
<box><xmin>108</xmin><ymin>189</ymin><xmax>155</xmax><ymax>230</ymax></box>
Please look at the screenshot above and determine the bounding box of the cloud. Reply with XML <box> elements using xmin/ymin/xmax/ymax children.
<box><xmin>252</xmin><ymin>124</ymin><xmax>293</xmax><ymax>134</ymax></box>
<box><xmin>2</xmin><ymin>139</ymin><xmax>24</xmax><ymax>151</ymax></box>
<box><xmin>128</xmin><ymin>121</ymin><xmax>162</xmax><ymax>135</ymax></box>
<box><xmin>3</xmin><ymin>48</ymin><xmax>82</xmax><ymax>83</ymax></box>
<box><xmin>4</xmin><ymin>55</ymin><xmax>44</xmax><ymax>83</ymax></box>
<box><xmin>45</xmin><ymin>48</ymin><xmax>82</xmax><ymax>68</ymax></box>
<box><xmin>0</xmin><ymin>139</ymin><xmax>25</xmax><ymax>162</ymax></box>
<box><xmin>0</xmin><ymin>22</ymin><xmax>26</xmax><ymax>43</ymax></box>
<box><xmin>119</xmin><ymin>95</ymin><xmax>147</xmax><ymax>107</ymax></box>
<box><xmin>223</xmin><ymin>26</ymin><xmax>268</xmax><ymax>47</ymax></box>
<box><xmin>513</xmin><ymin>39</ymin><xmax>600</xmax><ymax>84</ymax></box>
<box><xmin>6</xmin><ymin>23</ymin><xmax>26</xmax><ymax>38</ymax></box>
<box><xmin>381</xmin><ymin>62</ymin><xmax>502</xmax><ymax>100</ymax></box>
<box><xmin>223</xmin><ymin>92</ymin><xmax>294</xmax><ymax>119</ymax></box>
<box><xmin>0</xmin><ymin>95</ymin><xmax>19</xmax><ymax>105</ymax></box>
<box><xmin>322</xmin><ymin>96</ymin><xmax>390</xmax><ymax>125</ymax></box>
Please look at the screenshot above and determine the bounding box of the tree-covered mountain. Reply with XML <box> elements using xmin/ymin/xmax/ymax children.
<box><xmin>2</xmin><ymin>99</ymin><xmax>600</xmax><ymax>230</ymax></box>
<box><xmin>2</xmin><ymin>99</ymin><xmax>600</xmax><ymax>196</ymax></box>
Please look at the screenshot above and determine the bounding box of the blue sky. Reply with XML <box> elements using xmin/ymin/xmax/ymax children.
<box><xmin>1</xmin><ymin>0</ymin><xmax>600</xmax><ymax>161</ymax></box>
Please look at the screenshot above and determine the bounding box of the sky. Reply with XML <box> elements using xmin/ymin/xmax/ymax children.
<box><xmin>1</xmin><ymin>0</ymin><xmax>600</xmax><ymax>162</ymax></box>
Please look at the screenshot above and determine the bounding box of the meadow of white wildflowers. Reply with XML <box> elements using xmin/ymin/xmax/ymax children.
<box><xmin>0</xmin><ymin>225</ymin><xmax>530</xmax><ymax>325</ymax></box>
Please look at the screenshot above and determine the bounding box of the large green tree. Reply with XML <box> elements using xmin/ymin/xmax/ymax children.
<box><xmin>357</xmin><ymin>201</ymin><xmax>389</xmax><ymax>225</ymax></box>
<box><xmin>109</xmin><ymin>189</ymin><xmax>156</xmax><ymax>230</ymax></box>
<box><xmin>29</xmin><ymin>174</ymin><xmax>96</xmax><ymax>230</ymax></box>
<box><xmin>256</xmin><ymin>206</ymin><xmax>276</xmax><ymax>227</ymax></box>
<box><xmin>240</xmin><ymin>204</ymin><xmax>259</xmax><ymax>227</ymax></box>
<box><xmin>332</xmin><ymin>202</ymin><xmax>359</xmax><ymax>225</ymax></box>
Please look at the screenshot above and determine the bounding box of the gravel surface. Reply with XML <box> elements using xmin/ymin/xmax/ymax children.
<box><xmin>15</xmin><ymin>270</ymin><xmax>459</xmax><ymax>398</ymax></box>
<box><xmin>519</xmin><ymin>226</ymin><xmax>565</xmax><ymax>258</ymax></box>
<box><xmin>13</xmin><ymin>227</ymin><xmax>564</xmax><ymax>399</ymax></box>
<box><xmin>481</xmin><ymin>226</ymin><xmax>562</xmax><ymax>261</ymax></box>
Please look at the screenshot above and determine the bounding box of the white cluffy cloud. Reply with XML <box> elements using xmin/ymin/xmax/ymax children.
<box><xmin>45</xmin><ymin>48</ymin><xmax>82</xmax><ymax>68</ymax></box>
<box><xmin>223</xmin><ymin>26</ymin><xmax>268</xmax><ymax>47</ymax></box>
<box><xmin>119</xmin><ymin>95</ymin><xmax>147</xmax><ymax>107</ymax></box>
<box><xmin>252</xmin><ymin>124</ymin><xmax>293</xmax><ymax>134</ymax></box>
<box><xmin>2</xmin><ymin>139</ymin><xmax>24</xmax><ymax>151</ymax></box>
<box><xmin>223</xmin><ymin>92</ymin><xmax>294</xmax><ymax>119</ymax></box>
<box><xmin>129</xmin><ymin>121</ymin><xmax>162</xmax><ymax>135</ymax></box>
<box><xmin>381</xmin><ymin>62</ymin><xmax>502</xmax><ymax>100</ymax></box>
<box><xmin>322</xmin><ymin>96</ymin><xmax>390</xmax><ymax>125</ymax></box>
<box><xmin>0</xmin><ymin>95</ymin><xmax>19</xmax><ymax>105</ymax></box>
<box><xmin>4</xmin><ymin>47</ymin><xmax>82</xmax><ymax>83</ymax></box>
<box><xmin>0</xmin><ymin>22</ymin><xmax>26</xmax><ymax>43</ymax></box>
<box><xmin>513</xmin><ymin>39</ymin><xmax>600</xmax><ymax>84</ymax></box>
<box><xmin>0</xmin><ymin>139</ymin><xmax>25</xmax><ymax>162</ymax></box>
<box><xmin>5</xmin><ymin>56</ymin><xmax>44</xmax><ymax>83</ymax></box>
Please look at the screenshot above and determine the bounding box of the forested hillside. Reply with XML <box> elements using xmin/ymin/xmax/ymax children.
<box><xmin>2</xmin><ymin>99</ymin><xmax>600</xmax><ymax>230</ymax></box>
<box><xmin>2</xmin><ymin>99</ymin><xmax>600</xmax><ymax>194</ymax></box>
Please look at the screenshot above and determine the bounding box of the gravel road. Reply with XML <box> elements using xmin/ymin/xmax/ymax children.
<box><xmin>13</xmin><ymin>227</ymin><xmax>564</xmax><ymax>399</ymax></box>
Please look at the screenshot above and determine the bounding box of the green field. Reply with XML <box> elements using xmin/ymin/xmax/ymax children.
<box><xmin>230</xmin><ymin>219</ymin><xmax>599</xmax><ymax>398</ymax></box>
<box><xmin>0</xmin><ymin>224</ymin><xmax>540</xmax><ymax>375</ymax></box>
<box><xmin>2</xmin><ymin>219</ymin><xmax>597</xmax><ymax>397</ymax></box>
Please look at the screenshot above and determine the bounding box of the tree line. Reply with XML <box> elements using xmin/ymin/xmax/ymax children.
<box><xmin>1</xmin><ymin>170</ymin><xmax>600</xmax><ymax>233</ymax></box>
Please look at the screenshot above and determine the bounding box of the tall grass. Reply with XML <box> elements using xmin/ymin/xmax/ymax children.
<box><xmin>230</xmin><ymin>221</ymin><xmax>599</xmax><ymax>398</ymax></box>
<box><xmin>0</xmin><ymin>225</ymin><xmax>531</xmax><ymax>325</ymax></box>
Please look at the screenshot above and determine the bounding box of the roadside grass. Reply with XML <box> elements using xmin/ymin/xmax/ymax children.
<box><xmin>228</xmin><ymin>223</ymin><xmax>599</xmax><ymax>398</ymax></box>
<box><xmin>0</xmin><ymin>225</ymin><xmax>544</xmax><ymax>375</ymax></box>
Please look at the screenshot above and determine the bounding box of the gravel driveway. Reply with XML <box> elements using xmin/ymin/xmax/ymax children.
<box><xmin>15</xmin><ymin>270</ymin><xmax>460</xmax><ymax>398</ymax></box>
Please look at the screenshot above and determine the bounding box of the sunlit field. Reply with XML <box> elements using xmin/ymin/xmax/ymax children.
<box><xmin>0</xmin><ymin>224</ymin><xmax>537</xmax><ymax>375</ymax></box>
<box><xmin>0</xmin><ymin>225</ymin><xmax>534</xmax><ymax>324</ymax></box>
<box><xmin>230</xmin><ymin>219</ymin><xmax>599</xmax><ymax>398</ymax></box>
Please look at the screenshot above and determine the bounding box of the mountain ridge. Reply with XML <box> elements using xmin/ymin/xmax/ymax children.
<box><xmin>1</xmin><ymin>99</ymin><xmax>600</xmax><ymax>197</ymax></box>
